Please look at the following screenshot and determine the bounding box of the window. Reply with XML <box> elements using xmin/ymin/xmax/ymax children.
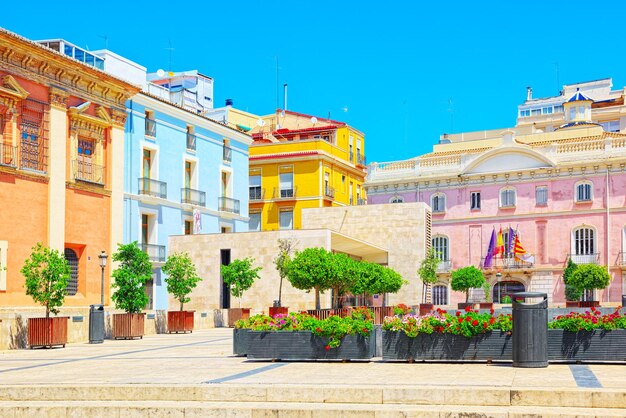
<box><xmin>520</xmin><ymin>109</ymin><xmax>530</xmax><ymax>118</ymax></box>
<box><xmin>569</xmin><ymin>107</ymin><xmax>576</xmax><ymax>121</ymax></box>
<box><xmin>145</xmin><ymin>276</ymin><xmax>154</xmax><ymax>310</ymax></box>
<box><xmin>279</xmin><ymin>209</ymin><xmax>293</xmax><ymax>230</ymax></box>
<box><xmin>576</xmin><ymin>182</ymin><xmax>592</xmax><ymax>202</ymax></box>
<box><xmin>554</xmin><ymin>105</ymin><xmax>564</xmax><ymax>113</ymax></box>
<box><xmin>186</xmin><ymin>126</ymin><xmax>196</xmax><ymax>150</ymax></box>
<box><xmin>542</xmin><ymin>107</ymin><xmax>553</xmax><ymax>115</ymax></box>
<box><xmin>600</xmin><ymin>121</ymin><xmax>620</xmax><ymax>132</ymax></box>
<box><xmin>184</xmin><ymin>220</ymin><xmax>192</xmax><ymax>235</ymax></box>
<box><xmin>432</xmin><ymin>285</ymin><xmax>448</xmax><ymax>305</ymax></box>
<box><xmin>249</xmin><ymin>212</ymin><xmax>261</xmax><ymax>231</ymax></box>
<box><xmin>223</xmin><ymin>139</ymin><xmax>232</xmax><ymax>163</ymax></box>
<box><xmin>63</xmin><ymin>248</ymin><xmax>78</xmax><ymax>296</ymax></box>
<box><xmin>500</xmin><ymin>188</ymin><xmax>516</xmax><ymax>208</ymax></box>
<box><xmin>574</xmin><ymin>227</ymin><xmax>595</xmax><ymax>258</ymax></box>
<box><xmin>431</xmin><ymin>193</ymin><xmax>446</xmax><ymax>213</ymax></box>
<box><xmin>531</xmin><ymin>109</ymin><xmax>541</xmax><ymax>116</ymax></box>
<box><xmin>536</xmin><ymin>186</ymin><xmax>548</xmax><ymax>206</ymax></box>
<box><xmin>389</xmin><ymin>196</ymin><xmax>404</xmax><ymax>203</ymax></box>
<box><xmin>19</xmin><ymin>98</ymin><xmax>49</xmax><ymax>172</ymax></box>
<box><xmin>279</xmin><ymin>172</ymin><xmax>294</xmax><ymax>198</ymax></box>
<box><xmin>470</xmin><ymin>191</ymin><xmax>481</xmax><ymax>210</ymax></box>
<box><xmin>249</xmin><ymin>175</ymin><xmax>262</xmax><ymax>200</ymax></box>
<box><xmin>432</xmin><ymin>236</ymin><xmax>449</xmax><ymax>262</ymax></box>
<box><xmin>145</xmin><ymin>111</ymin><xmax>156</xmax><ymax>137</ymax></box>
<box><xmin>493</xmin><ymin>281</ymin><xmax>525</xmax><ymax>304</ymax></box>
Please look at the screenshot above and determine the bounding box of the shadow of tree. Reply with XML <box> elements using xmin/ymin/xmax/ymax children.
<box><xmin>214</xmin><ymin>309</ymin><xmax>224</xmax><ymax>328</ymax></box>
<box><xmin>9</xmin><ymin>315</ymin><xmax>28</xmax><ymax>349</ymax></box>
<box><xmin>156</xmin><ymin>310</ymin><xmax>167</xmax><ymax>334</ymax></box>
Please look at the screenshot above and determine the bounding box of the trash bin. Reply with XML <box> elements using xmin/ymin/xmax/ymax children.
<box><xmin>622</xmin><ymin>295</ymin><xmax>626</xmax><ymax>309</ymax></box>
<box><xmin>512</xmin><ymin>292</ymin><xmax>548</xmax><ymax>368</ymax></box>
<box><xmin>89</xmin><ymin>304</ymin><xmax>105</xmax><ymax>344</ymax></box>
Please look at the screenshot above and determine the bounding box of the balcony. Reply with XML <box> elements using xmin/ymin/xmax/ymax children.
<box><xmin>274</xmin><ymin>186</ymin><xmax>297</xmax><ymax>199</ymax></box>
<box><xmin>249</xmin><ymin>187</ymin><xmax>264</xmax><ymax>201</ymax></box>
<box><xmin>141</xmin><ymin>243</ymin><xmax>166</xmax><ymax>263</ymax></box>
<box><xmin>324</xmin><ymin>185</ymin><xmax>335</xmax><ymax>199</ymax></box>
<box><xmin>349</xmin><ymin>151</ymin><xmax>354</xmax><ymax>162</ymax></box>
<box><xmin>618</xmin><ymin>252</ymin><xmax>626</xmax><ymax>266</ymax></box>
<box><xmin>0</xmin><ymin>143</ymin><xmax>17</xmax><ymax>168</ymax></box>
<box><xmin>181</xmin><ymin>188</ymin><xmax>206</xmax><ymax>206</ymax></box>
<box><xmin>219</xmin><ymin>196</ymin><xmax>240</xmax><ymax>214</ymax></box>
<box><xmin>223</xmin><ymin>146</ymin><xmax>232</xmax><ymax>163</ymax></box>
<box><xmin>357</xmin><ymin>154</ymin><xmax>366</xmax><ymax>166</ymax></box>
<box><xmin>138</xmin><ymin>178</ymin><xmax>167</xmax><ymax>199</ymax></box>
<box><xmin>436</xmin><ymin>260</ymin><xmax>452</xmax><ymax>273</ymax></box>
<box><xmin>186</xmin><ymin>133</ymin><xmax>196</xmax><ymax>151</ymax></box>
<box><xmin>481</xmin><ymin>256</ymin><xmax>534</xmax><ymax>270</ymax></box>
<box><xmin>145</xmin><ymin>119</ymin><xmax>156</xmax><ymax>137</ymax></box>
<box><xmin>357</xmin><ymin>198</ymin><xmax>366</xmax><ymax>205</ymax></box>
<box><xmin>568</xmin><ymin>253</ymin><xmax>600</xmax><ymax>265</ymax></box>
<box><xmin>72</xmin><ymin>159</ymin><xmax>104</xmax><ymax>185</ymax></box>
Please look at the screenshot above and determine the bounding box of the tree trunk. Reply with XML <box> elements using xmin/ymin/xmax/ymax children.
<box><xmin>465</xmin><ymin>290</ymin><xmax>469</xmax><ymax>303</ymax></box>
<box><xmin>180</xmin><ymin>300</ymin><xmax>184</xmax><ymax>311</ymax></box>
<box><xmin>239</xmin><ymin>296</ymin><xmax>242</xmax><ymax>308</ymax></box>
<box><xmin>278</xmin><ymin>275</ymin><xmax>283</xmax><ymax>306</ymax></box>
<box><xmin>46</xmin><ymin>305</ymin><xmax>50</xmax><ymax>319</ymax></box>
<box><xmin>315</xmin><ymin>287</ymin><xmax>320</xmax><ymax>310</ymax></box>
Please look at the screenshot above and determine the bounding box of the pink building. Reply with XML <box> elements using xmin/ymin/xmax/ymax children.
<box><xmin>366</xmin><ymin>79</ymin><xmax>626</xmax><ymax>306</ymax></box>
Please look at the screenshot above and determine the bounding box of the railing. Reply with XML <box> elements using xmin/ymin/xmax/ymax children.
<box><xmin>219</xmin><ymin>196</ymin><xmax>240</xmax><ymax>214</ymax></box>
<box><xmin>436</xmin><ymin>260</ymin><xmax>452</xmax><ymax>273</ymax></box>
<box><xmin>249</xmin><ymin>187</ymin><xmax>264</xmax><ymax>201</ymax></box>
<box><xmin>568</xmin><ymin>253</ymin><xmax>600</xmax><ymax>265</ymax></box>
<box><xmin>223</xmin><ymin>146</ymin><xmax>232</xmax><ymax>163</ymax></box>
<box><xmin>141</xmin><ymin>243</ymin><xmax>166</xmax><ymax>262</ymax></box>
<box><xmin>305</xmin><ymin>306</ymin><xmax>393</xmax><ymax>325</ymax></box>
<box><xmin>138</xmin><ymin>177</ymin><xmax>167</xmax><ymax>199</ymax></box>
<box><xmin>0</xmin><ymin>143</ymin><xmax>17</xmax><ymax>168</ymax></box>
<box><xmin>72</xmin><ymin>159</ymin><xmax>104</xmax><ymax>185</ymax></box>
<box><xmin>186</xmin><ymin>133</ymin><xmax>196</xmax><ymax>151</ymax></box>
<box><xmin>349</xmin><ymin>151</ymin><xmax>354</xmax><ymax>162</ymax></box>
<box><xmin>357</xmin><ymin>154</ymin><xmax>366</xmax><ymax>166</ymax></box>
<box><xmin>145</xmin><ymin>119</ymin><xmax>156</xmax><ymax>137</ymax></box>
<box><xmin>274</xmin><ymin>186</ymin><xmax>297</xmax><ymax>199</ymax></box>
<box><xmin>181</xmin><ymin>187</ymin><xmax>206</xmax><ymax>206</ymax></box>
<box><xmin>481</xmin><ymin>256</ymin><xmax>534</xmax><ymax>270</ymax></box>
<box><xmin>324</xmin><ymin>185</ymin><xmax>335</xmax><ymax>199</ymax></box>
<box><xmin>357</xmin><ymin>198</ymin><xmax>366</xmax><ymax>205</ymax></box>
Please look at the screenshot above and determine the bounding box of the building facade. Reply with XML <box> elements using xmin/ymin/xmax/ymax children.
<box><xmin>366</xmin><ymin>80</ymin><xmax>626</xmax><ymax>306</ymax></box>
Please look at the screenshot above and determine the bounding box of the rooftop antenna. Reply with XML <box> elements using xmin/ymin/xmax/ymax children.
<box><xmin>447</xmin><ymin>97</ymin><xmax>454</xmax><ymax>133</ymax></box>
<box><xmin>166</xmin><ymin>39</ymin><xmax>175</xmax><ymax>72</ymax></box>
<box><xmin>98</xmin><ymin>34</ymin><xmax>108</xmax><ymax>49</ymax></box>
<box><xmin>554</xmin><ymin>62</ymin><xmax>561</xmax><ymax>95</ymax></box>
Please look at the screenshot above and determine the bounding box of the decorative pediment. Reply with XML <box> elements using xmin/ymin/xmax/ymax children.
<box><xmin>0</xmin><ymin>75</ymin><xmax>29</xmax><ymax>112</ymax></box>
<box><xmin>68</xmin><ymin>102</ymin><xmax>112</xmax><ymax>130</ymax></box>
<box><xmin>461</xmin><ymin>146</ymin><xmax>555</xmax><ymax>175</ymax></box>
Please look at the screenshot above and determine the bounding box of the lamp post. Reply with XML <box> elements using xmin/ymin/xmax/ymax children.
<box><xmin>496</xmin><ymin>272</ymin><xmax>502</xmax><ymax>303</ymax></box>
<box><xmin>98</xmin><ymin>250</ymin><xmax>108</xmax><ymax>306</ymax></box>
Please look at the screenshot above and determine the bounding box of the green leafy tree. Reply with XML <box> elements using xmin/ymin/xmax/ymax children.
<box><xmin>285</xmin><ymin>247</ymin><xmax>335</xmax><ymax>310</ymax></box>
<box><xmin>451</xmin><ymin>266</ymin><xmax>485</xmax><ymax>303</ymax></box>
<box><xmin>568</xmin><ymin>264</ymin><xmax>611</xmax><ymax>300</ymax></box>
<box><xmin>21</xmin><ymin>243</ymin><xmax>70</xmax><ymax>318</ymax></box>
<box><xmin>111</xmin><ymin>242</ymin><xmax>153</xmax><ymax>313</ymax></box>
<box><xmin>482</xmin><ymin>281</ymin><xmax>492</xmax><ymax>303</ymax></box>
<box><xmin>162</xmin><ymin>252</ymin><xmax>201</xmax><ymax>311</ymax></box>
<box><xmin>328</xmin><ymin>253</ymin><xmax>358</xmax><ymax>309</ymax></box>
<box><xmin>563</xmin><ymin>258</ymin><xmax>581</xmax><ymax>302</ymax></box>
<box><xmin>221</xmin><ymin>257</ymin><xmax>262</xmax><ymax>308</ymax></box>
<box><xmin>418</xmin><ymin>248</ymin><xmax>440</xmax><ymax>303</ymax></box>
<box><xmin>273</xmin><ymin>238</ymin><xmax>297</xmax><ymax>307</ymax></box>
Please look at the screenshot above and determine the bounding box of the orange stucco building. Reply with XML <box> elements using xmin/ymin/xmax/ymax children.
<box><xmin>0</xmin><ymin>29</ymin><xmax>139</xmax><ymax>309</ymax></box>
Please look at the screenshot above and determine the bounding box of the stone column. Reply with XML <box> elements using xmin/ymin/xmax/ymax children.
<box><xmin>110</xmin><ymin>108</ymin><xmax>127</xmax><ymax>263</ymax></box>
<box><xmin>47</xmin><ymin>87</ymin><xmax>69</xmax><ymax>251</ymax></box>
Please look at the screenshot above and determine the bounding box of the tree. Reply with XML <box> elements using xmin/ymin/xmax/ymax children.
<box><xmin>418</xmin><ymin>248</ymin><xmax>440</xmax><ymax>303</ymax></box>
<box><xmin>368</xmin><ymin>264</ymin><xmax>405</xmax><ymax>298</ymax></box>
<box><xmin>285</xmin><ymin>247</ymin><xmax>335</xmax><ymax>310</ymax></box>
<box><xmin>111</xmin><ymin>242</ymin><xmax>153</xmax><ymax>313</ymax></box>
<box><xmin>221</xmin><ymin>257</ymin><xmax>261</xmax><ymax>308</ymax></box>
<box><xmin>327</xmin><ymin>253</ymin><xmax>358</xmax><ymax>309</ymax></box>
<box><xmin>451</xmin><ymin>266</ymin><xmax>485</xmax><ymax>303</ymax></box>
<box><xmin>568</xmin><ymin>264</ymin><xmax>611</xmax><ymax>300</ymax></box>
<box><xmin>21</xmin><ymin>243</ymin><xmax>70</xmax><ymax>318</ymax></box>
<box><xmin>162</xmin><ymin>252</ymin><xmax>201</xmax><ymax>311</ymax></box>
<box><xmin>273</xmin><ymin>238</ymin><xmax>297</xmax><ymax>307</ymax></box>
<box><xmin>563</xmin><ymin>258</ymin><xmax>581</xmax><ymax>302</ymax></box>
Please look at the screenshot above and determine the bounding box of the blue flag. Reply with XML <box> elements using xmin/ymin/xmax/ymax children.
<box><xmin>484</xmin><ymin>228</ymin><xmax>496</xmax><ymax>268</ymax></box>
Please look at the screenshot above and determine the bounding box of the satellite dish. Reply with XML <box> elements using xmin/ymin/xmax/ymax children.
<box><xmin>156</xmin><ymin>69</ymin><xmax>165</xmax><ymax>77</ymax></box>
<box><xmin>310</xmin><ymin>117</ymin><xmax>318</xmax><ymax>125</ymax></box>
<box><xmin>256</xmin><ymin>119</ymin><xmax>266</xmax><ymax>127</ymax></box>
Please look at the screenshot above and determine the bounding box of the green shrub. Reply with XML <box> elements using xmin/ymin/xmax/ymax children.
<box><xmin>111</xmin><ymin>242</ymin><xmax>153</xmax><ymax>313</ymax></box>
<box><xmin>451</xmin><ymin>266</ymin><xmax>485</xmax><ymax>302</ymax></box>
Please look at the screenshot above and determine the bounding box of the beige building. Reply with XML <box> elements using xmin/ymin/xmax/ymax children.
<box><xmin>168</xmin><ymin>202</ymin><xmax>430</xmax><ymax>317</ymax></box>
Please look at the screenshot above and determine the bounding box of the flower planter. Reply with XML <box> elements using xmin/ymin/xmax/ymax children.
<box><xmin>548</xmin><ymin>329</ymin><xmax>626</xmax><ymax>362</ymax></box>
<box><xmin>112</xmin><ymin>313</ymin><xmax>145</xmax><ymax>339</ymax></box>
<box><xmin>479</xmin><ymin>302</ymin><xmax>494</xmax><ymax>310</ymax></box>
<box><xmin>565</xmin><ymin>301</ymin><xmax>580</xmax><ymax>308</ymax></box>
<box><xmin>247</xmin><ymin>330</ymin><xmax>375</xmax><ymax>361</ymax></box>
<box><xmin>233</xmin><ymin>328</ymin><xmax>249</xmax><ymax>356</ymax></box>
<box><xmin>579</xmin><ymin>301</ymin><xmax>600</xmax><ymax>308</ymax></box>
<box><xmin>269</xmin><ymin>307</ymin><xmax>288</xmax><ymax>317</ymax></box>
<box><xmin>167</xmin><ymin>310</ymin><xmax>194</xmax><ymax>333</ymax></box>
<box><xmin>457</xmin><ymin>303</ymin><xmax>475</xmax><ymax>310</ymax></box>
<box><xmin>382</xmin><ymin>330</ymin><xmax>512</xmax><ymax>362</ymax></box>
<box><xmin>419</xmin><ymin>303</ymin><xmax>433</xmax><ymax>316</ymax></box>
<box><xmin>228</xmin><ymin>308</ymin><xmax>250</xmax><ymax>327</ymax></box>
<box><xmin>27</xmin><ymin>317</ymin><xmax>68</xmax><ymax>349</ymax></box>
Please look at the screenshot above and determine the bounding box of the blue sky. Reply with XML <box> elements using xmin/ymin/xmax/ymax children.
<box><xmin>2</xmin><ymin>1</ymin><xmax>624</xmax><ymax>162</ymax></box>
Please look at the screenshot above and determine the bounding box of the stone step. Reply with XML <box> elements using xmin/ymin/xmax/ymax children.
<box><xmin>0</xmin><ymin>384</ymin><xmax>625</xmax><ymax>409</ymax></box>
<box><xmin>0</xmin><ymin>400</ymin><xmax>626</xmax><ymax>418</ymax></box>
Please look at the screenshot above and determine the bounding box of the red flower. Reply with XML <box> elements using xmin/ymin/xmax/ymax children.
<box><xmin>457</xmin><ymin>317</ymin><xmax>463</xmax><ymax>324</ymax></box>
<box><xmin>325</xmin><ymin>345</ymin><xmax>331</xmax><ymax>351</ymax></box>
<box><xmin>464</xmin><ymin>305</ymin><xmax>471</xmax><ymax>312</ymax></box>
<box><xmin>489</xmin><ymin>318</ymin><xmax>495</xmax><ymax>325</ymax></box>
<box><xmin>315</xmin><ymin>327</ymin><xmax>322</xmax><ymax>333</ymax></box>
<box><xmin>441</xmin><ymin>310</ymin><xmax>447</xmax><ymax>314</ymax></box>
<box><xmin>465</xmin><ymin>317</ymin><xmax>471</xmax><ymax>322</ymax></box>
<box><xmin>490</xmin><ymin>308</ymin><xmax>494</xmax><ymax>315</ymax></box>
<box><xmin>456</xmin><ymin>311</ymin><xmax>461</xmax><ymax>317</ymax></box>
<box><xmin>471</xmin><ymin>320</ymin><xmax>479</xmax><ymax>326</ymax></box>
<box><xmin>483</xmin><ymin>323</ymin><xmax>488</xmax><ymax>329</ymax></box>
<box><xmin>362</xmin><ymin>328</ymin><xmax>368</xmax><ymax>333</ymax></box>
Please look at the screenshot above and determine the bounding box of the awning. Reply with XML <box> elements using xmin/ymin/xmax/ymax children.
<box><xmin>330</xmin><ymin>231</ymin><xmax>388</xmax><ymax>264</ymax></box>
<box><xmin>236</xmin><ymin>124</ymin><xmax>251</xmax><ymax>132</ymax></box>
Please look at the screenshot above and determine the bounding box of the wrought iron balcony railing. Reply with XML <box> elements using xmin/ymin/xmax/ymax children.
<box><xmin>568</xmin><ymin>253</ymin><xmax>600</xmax><ymax>265</ymax></box>
<box><xmin>181</xmin><ymin>187</ymin><xmax>206</xmax><ymax>206</ymax></box>
<box><xmin>138</xmin><ymin>177</ymin><xmax>167</xmax><ymax>199</ymax></box>
<box><xmin>274</xmin><ymin>186</ymin><xmax>297</xmax><ymax>199</ymax></box>
<box><xmin>141</xmin><ymin>243</ymin><xmax>166</xmax><ymax>262</ymax></box>
<box><xmin>349</xmin><ymin>151</ymin><xmax>354</xmax><ymax>162</ymax></box>
<box><xmin>481</xmin><ymin>256</ymin><xmax>534</xmax><ymax>270</ymax></box>
<box><xmin>219</xmin><ymin>196</ymin><xmax>240</xmax><ymax>214</ymax></box>
<box><xmin>324</xmin><ymin>185</ymin><xmax>335</xmax><ymax>199</ymax></box>
<box><xmin>249</xmin><ymin>187</ymin><xmax>264</xmax><ymax>201</ymax></box>
<box><xmin>357</xmin><ymin>154</ymin><xmax>366</xmax><ymax>166</ymax></box>
<box><xmin>0</xmin><ymin>143</ymin><xmax>17</xmax><ymax>168</ymax></box>
<box><xmin>186</xmin><ymin>133</ymin><xmax>196</xmax><ymax>151</ymax></box>
<box><xmin>72</xmin><ymin>159</ymin><xmax>104</xmax><ymax>185</ymax></box>
<box><xmin>436</xmin><ymin>260</ymin><xmax>452</xmax><ymax>273</ymax></box>
<box><xmin>223</xmin><ymin>146</ymin><xmax>232</xmax><ymax>163</ymax></box>
<box><xmin>145</xmin><ymin>119</ymin><xmax>156</xmax><ymax>137</ymax></box>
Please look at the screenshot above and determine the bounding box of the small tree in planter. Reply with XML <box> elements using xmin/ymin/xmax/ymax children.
<box><xmin>368</xmin><ymin>263</ymin><xmax>405</xmax><ymax>307</ymax></box>
<box><xmin>568</xmin><ymin>264</ymin><xmax>610</xmax><ymax>307</ymax></box>
<box><xmin>272</xmin><ymin>238</ymin><xmax>297</xmax><ymax>315</ymax></box>
<box><xmin>563</xmin><ymin>258</ymin><xmax>581</xmax><ymax>307</ymax></box>
<box><xmin>21</xmin><ymin>243</ymin><xmax>71</xmax><ymax>348</ymax></box>
<box><xmin>221</xmin><ymin>257</ymin><xmax>261</xmax><ymax>326</ymax></box>
<box><xmin>111</xmin><ymin>242</ymin><xmax>153</xmax><ymax>339</ymax></box>
<box><xmin>418</xmin><ymin>248</ymin><xmax>439</xmax><ymax>314</ymax></box>
<box><xmin>162</xmin><ymin>252</ymin><xmax>201</xmax><ymax>333</ymax></box>
<box><xmin>286</xmin><ymin>248</ymin><xmax>334</xmax><ymax>310</ymax></box>
<box><xmin>479</xmin><ymin>281</ymin><xmax>493</xmax><ymax>310</ymax></box>
<box><xmin>451</xmin><ymin>266</ymin><xmax>485</xmax><ymax>309</ymax></box>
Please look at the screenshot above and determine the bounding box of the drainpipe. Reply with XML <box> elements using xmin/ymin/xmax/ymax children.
<box><xmin>606</xmin><ymin>166</ymin><xmax>610</xmax><ymax>302</ymax></box>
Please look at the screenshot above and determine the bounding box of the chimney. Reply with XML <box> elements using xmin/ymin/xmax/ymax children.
<box><xmin>283</xmin><ymin>84</ymin><xmax>288</xmax><ymax>111</ymax></box>
<box><xmin>225</xmin><ymin>98</ymin><xmax>233</xmax><ymax>107</ymax></box>
<box><xmin>526</xmin><ymin>87</ymin><xmax>533</xmax><ymax>101</ymax></box>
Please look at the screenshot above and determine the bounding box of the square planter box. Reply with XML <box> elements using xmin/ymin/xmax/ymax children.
<box><xmin>548</xmin><ymin>329</ymin><xmax>626</xmax><ymax>362</ymax></box>
<box><xmin>418</xmin><ymin>304</ymin><xmax>433</xmax><ymax>316</ymax></box>
<box><xmin>168</xmin><ymin>311</ymin><xmax>194</xmax><ymax>333</ymax></box>
<box><xmin>233</xmin><ymin>328</ymin><xmax>249</xmax><ymax>356</ymax></box>
<box><xmin>247</xmin><ymin>330</ymin><xmax>376</xmax><ymax>361</ymax></box>
<box><xmin>228</xmin><ymin>308</ymin><xmax>250</xmax><ymax>327</ymax></box>
<box><xmin>113</xmin><ymin>313</ymin><xmax>145</xmax><ymax>339</ymax></box>
<box><xmin>382</xmin><ymin>330</ymin><xmax>512</xmax><ymax>362</ymax></box>
<box><xmin>269</xmin><ymin>307</ymin><xmax>288</xmax><ymax>317</ymax></box>
<box><xmin>28</xmin><ymin>317</ymin><xmax>68</xmax><ymax>349</ymax></box>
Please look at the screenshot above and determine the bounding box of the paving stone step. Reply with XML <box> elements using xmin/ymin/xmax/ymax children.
<box><xmin>0</xmin><ymin>400</ymin><xmax>625</xmax><ymax>418</ymax></box>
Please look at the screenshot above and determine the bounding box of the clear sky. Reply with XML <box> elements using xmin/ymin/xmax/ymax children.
<box><xmin>2</xmin><ymin>1</ymin><xmax>624</xmax><ymax>163</ymax></box>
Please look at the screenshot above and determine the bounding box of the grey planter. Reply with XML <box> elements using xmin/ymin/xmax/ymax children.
<box><xmin>232</xmin><ymin>328</ymin><xmax>249</xmax><ymax>356</ymax></box>
<box><xmin>382</xmin><ymin>330</ymin><xmax>512</xmax><ymax>362</ymax></box>
<box><xmin>247</xmin><ymin>330</ymin><xmax>375</xmax><ymax>361</ymax></box>
<box><xmin>548</xmin><ymin>329</ymin><xmax>626</xmax><ymax>362</ymax></box>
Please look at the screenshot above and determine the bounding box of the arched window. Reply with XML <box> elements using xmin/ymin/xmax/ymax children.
<box><xmin>432</xmin><ymin>284</ymin><xmax>448</xmax><ymax>305</ymax></box>
<box><xmin>575</xmin><ymin>181</ymin><xmax>592</xmax><ymax>202</ymax></box>
<box><xmin>499</xmin><ymin>187</ymin><xmax>516</xmax><ymax>208</ymax></box>
<box><xmin>572</xmin><ymin>226</ymin><xmax>596</xmax><ymax>264</ymax></box>
<box><xmin>389</xmin><ymin>196</ymin><xmax>404</xmax><ymax>203</ymax></box>
<box><xmin>64</xmin><ymin>248</ymin><xmax>78</xmax><ymax>296</ymax></box>
<box><xmin>492</xmin><ymin>280</ymin><xmax>525</xmax><ymax>303</ymax></box>
<box><xmin>431</xmin><ymin>235</ymin><xmax>449</xmax><ymax>262</ymax></box>
<box><xmin>431</xmin><ymin>193</ymin><xmax>446</xmax><ymax>213</ymax></box>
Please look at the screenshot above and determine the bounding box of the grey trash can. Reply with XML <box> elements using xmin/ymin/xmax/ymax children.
<box><xmin>622</xmin><ymin>295</ymin><xmax>626</xmax><ymax>309</ymax></box>
<box><xmin>89</xmin><ymin>304</ymin><xmax>105</xmax><ymax>344</ymax></box>
<box><xmin>512</xmin><ymin>292</ymin><xmax>548</xmax><ymax>368</ymax></box>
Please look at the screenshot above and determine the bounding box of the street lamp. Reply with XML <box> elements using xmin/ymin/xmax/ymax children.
<box><xmin>495</xmin><ymin>272</ymin><xmax>502</xmax><ymax>303</ymax></box>
<box><xmin>98</xmin><ymin>250</ymin><xmax>108</xmax><ymax>306</ymax></box>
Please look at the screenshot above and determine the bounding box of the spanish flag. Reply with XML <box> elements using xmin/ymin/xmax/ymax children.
<box><xmin>494</xmin><ymin>227</ymin><xmax>504</xmax><ymax>257</ymax></box>
<box><xmin>514</xmin><ymin>232</ymin><xmax>535</xmax><ymax>263</ymax></box>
